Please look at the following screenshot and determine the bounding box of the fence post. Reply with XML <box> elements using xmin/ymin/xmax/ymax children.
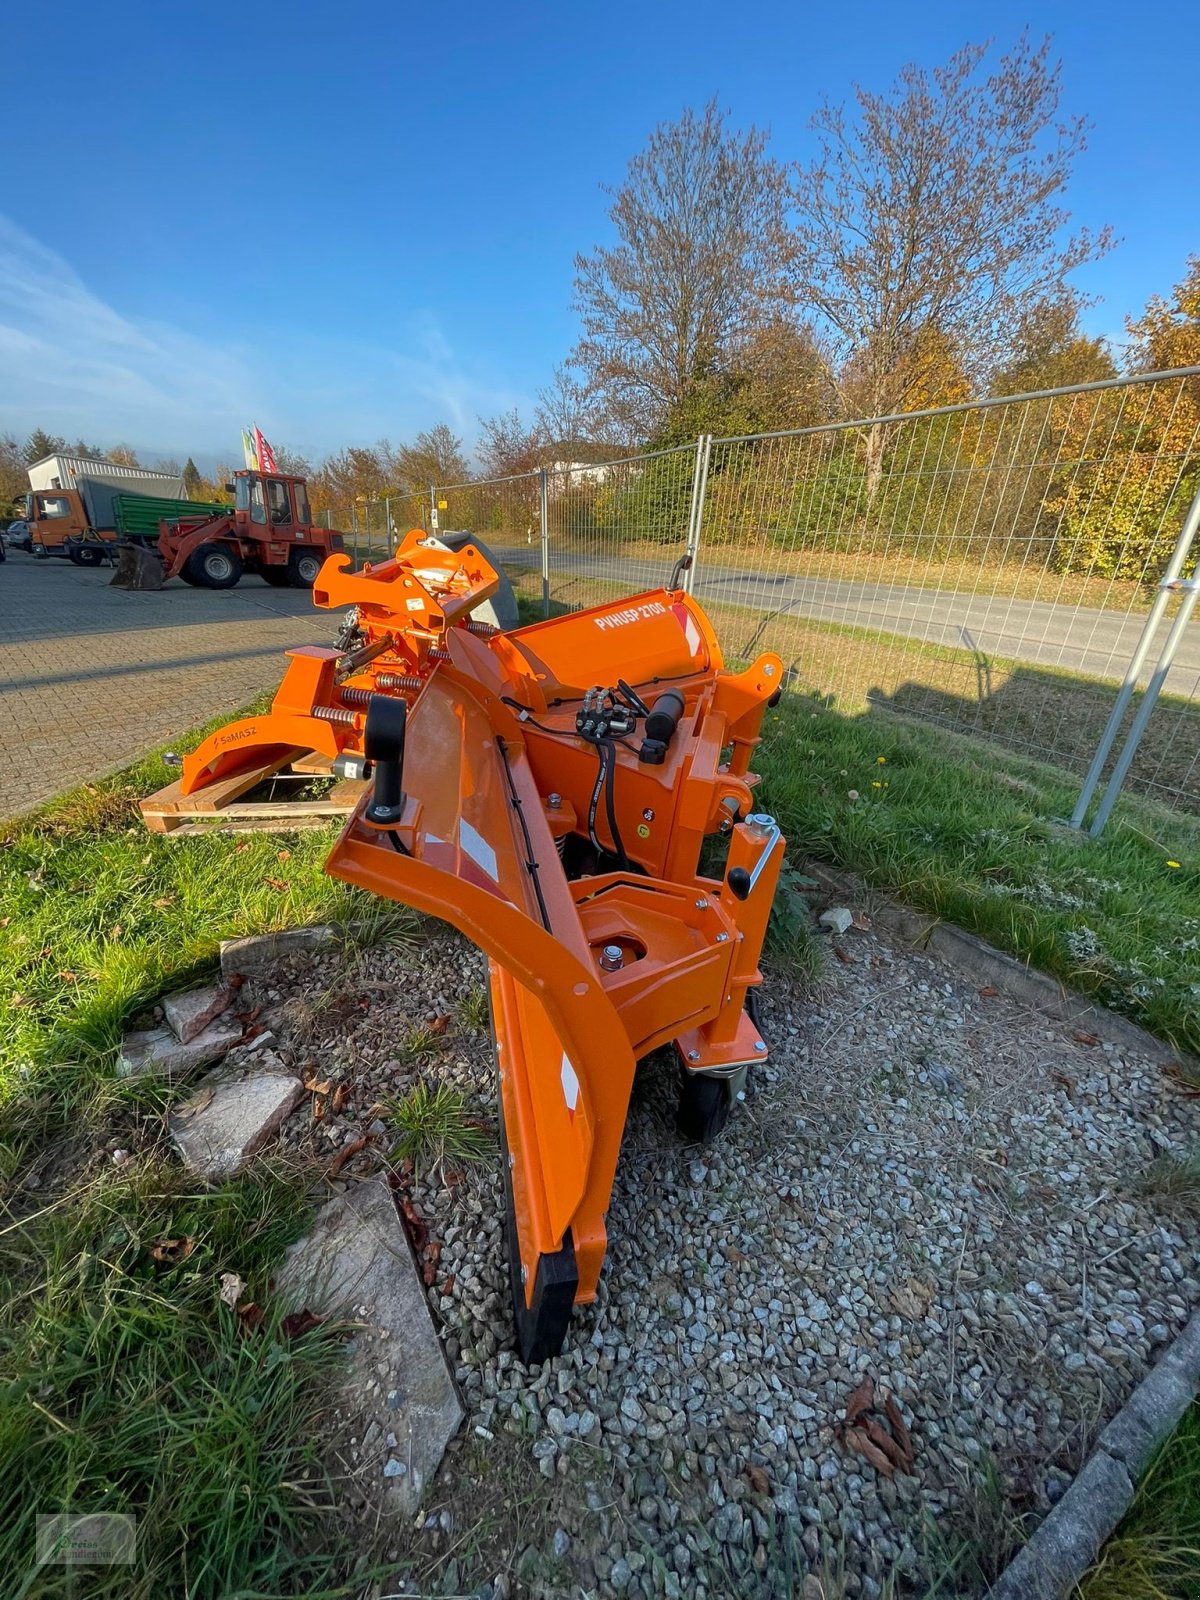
<box><xmin>539</xmin><ymin>468</ymin><xmax>550</xmax><ymax>619</ymax></box>
<box><xmin>384</xmin><ymin>495</ymin><xmax>391</xmax><ymax>547</ymax></box>
<box><xmin>685</xmin><ymin>434</ymin><xmax>712</xmax><ymax>595</ymax></box>
<box><xmin>429</xmin><ymin>484</ymin><xmax>437</xmax><ymax>533</ymax></box>
<box><xmin>1070</xmin><ymin>481</ymin><xmax>1200</xmax><ymax>829</ymax></box>
<box><xmin>1086</xmin><ymin>577</ymin><xmax>1200</xmax><ymax>837</ymax></box>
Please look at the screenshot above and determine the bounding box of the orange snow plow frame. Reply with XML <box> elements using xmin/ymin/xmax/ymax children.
<box><xmin>177</xmin><ymin>530</ymin><xmax>785</xmax><ymax>1360</ymax></box>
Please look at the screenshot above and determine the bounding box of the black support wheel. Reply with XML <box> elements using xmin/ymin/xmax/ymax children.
<box><xmin>187</xmin><ymin>544</ymin><xmax>243</xmax><ymax>589</ymax></box>
<box><xmin>73</xmin><ymin>546</ymin><xmax>104</xmax><ymax>567</ymax></box>
<box><xmin>288</xmin><ymin>549</ymin><xmax>323</xmax><ymax>587</ymax></box>
<box><xmin>676</xmin><ymin>987</ymin><xmax>763</xmax><ymax>1145</ymax></box>
<box><xmin>677</xmin><ymin>1070</ymin><xmax>733</xmax><ymax>1144</ymax></box>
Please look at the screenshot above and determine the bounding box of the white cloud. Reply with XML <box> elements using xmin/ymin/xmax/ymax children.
<box><xmin>0</xmin><ymin>215</ymin><xmax>258</xmax><ymax>452</ymax></box>
<box><xmin>0</xmin><ymin>215</ymin><xmax>528</xmax><ymax>464</ymax></box>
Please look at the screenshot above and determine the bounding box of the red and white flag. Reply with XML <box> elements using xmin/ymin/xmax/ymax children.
<box><xmin>252</xmin><ymin>426</ymin><xmax>277</xmax><ymax>474</ymax></box>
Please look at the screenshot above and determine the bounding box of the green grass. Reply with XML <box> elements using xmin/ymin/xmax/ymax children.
<box><xmin>0</xmin><ymin>712</ymin><xmax>418</xmax><ymax>1597</ymax></box>
<box><xmin>1080</xmin><ymin>1404</ymin><xmax>1200</xmax><ymax>1600</ymax></box>
<box><xmin>1138</xmin><ymin>1150</ymin><xmax>1200</xmax><ymax>1210</ymax></box>
<box><xmin>387</xmin><ymin>1082</ymin><xmax>493</xmax><ymax>1173</ymax></box>
<box><xmin>755</xmin><ymin>694</ymin><xmax>1200</xmax><ymax>1055</ymax></box>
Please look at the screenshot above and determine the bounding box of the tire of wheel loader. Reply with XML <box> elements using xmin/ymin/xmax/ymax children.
<box><xmin>187</xmin><ymin>544</ymin><xmax>243</xmax><ymax>589</ymax></box>
<box><xmin>676</xmin><ymin>989</ymin><xmax>761</xmax><ymax>1145</ymax></box>
<box><xmin>260</xmin><ymin>566</ymin><xmax>290</xmax><ymax>587</ymax></box>
<box><xmin>288</xmin><ymin>549</ymin><xmax>323</xmax><ymax>587</ymax></box>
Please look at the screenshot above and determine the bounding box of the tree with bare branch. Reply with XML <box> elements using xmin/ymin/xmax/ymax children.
<box><xmin>784</xmin><ymin>34</ymin><xmax>1113</xmax><ymax>493</ymax></box>
<box><xmin>571</xmin><ymin>100</ymin><xmax>787</xmax><ymax>440</ymax></box>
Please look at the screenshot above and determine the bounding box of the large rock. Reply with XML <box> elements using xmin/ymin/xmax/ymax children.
<box><xmin>220</xmin><ymin>925</ymin><xmax>341</xmax><ymax>980</ymax></box>
<box><xmin>163</xmin><ymin>982</ymin><xmax>236</xmax><ymax>1044</ymax></box>
<box><xmin>116</xmin><ymin>1019</ymin><xmax>242</xmax><ymax>1081</ymax></box>
<box><xmin>169</xmin><ymin>1062</ymin><xmax>304</xmax><ymax>1179</ymax></box>
<box><xmin>275</xmin><ymin>1178</ymin><xmax>464</xmax><ymax>1517</ymax></box>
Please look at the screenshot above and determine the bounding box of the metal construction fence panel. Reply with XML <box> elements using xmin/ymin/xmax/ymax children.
<box><xmin>426</xmin><ymin>368</ymin><xmax>1200</xmax><ymax>829</ymax></box>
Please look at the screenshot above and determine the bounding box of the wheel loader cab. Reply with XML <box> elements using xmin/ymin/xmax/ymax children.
<box><xmin>234</xmin><ymin>471</ymin><xmax>313</xmax><ymax>534</ymax></box>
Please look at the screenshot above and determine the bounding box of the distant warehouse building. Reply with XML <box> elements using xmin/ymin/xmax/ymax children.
<box><xmin>27</xmin><ymin>454</ymin><xmax>185</xmax><ymax>499</ymax></box>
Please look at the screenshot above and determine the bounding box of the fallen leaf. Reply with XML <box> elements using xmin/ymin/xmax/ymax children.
<box><xmin>365</xmin><ymin>1101</ymin><xmax>389</xmax><ymax>1120</ymax></box>
<box><xmin>228</xmin><ymin>972</ymin><xmax>247</xmax><ymax>989</ymax></box>
<box><xmin>745</xmin><ymin>1464</ymin><xmax>770</xmax><ymax>1494</ymax></box>
<box><xmin>851</xmin><ymin>911</ymin><xmax>873</xmax><ymax>931</ymax></box>
<box><xmin>845</xmin><ymin>1425</ymin><xmax>895</xmax><ymax>1478</ymax></box>
<box><xmin>422</xmin><ymin>1260</ymin><xmax>438</xmax><ymax>1287</ymax></box>
<box><xmin>1072</xmin><ymin>1030</ymin><xmax>1100</xmax><ymax>1047</ymax></box>
<box><xmin>219</xmin><ymin>1271</ymin><xmax>245</xmax><ymax>1306</ymax></box>
<box><xmin>1051</xmin><ymin>1071</ymin><xmax>1076</xmax><ymax>1098</ymax></box>
<box><xmin>883</xmin><ymin>1393</ymin><xmax>914</xmax><ymax>1470</ymax></box>
<box><xmin>236</xmin><ymin>1004</ymin><xmax>264</xmax><ymax>1024</ymax></box>
<box><xmin>264</xmin><ymin>876</ymin><xmax>290</xmax><ymax>892</ymax></box>
<box><xmin>864</xmin><ymin>1415</ymin><xmax>909</xmax><ymax>1473</ymax></box>
<box><xmin>441</xmin><ymin>1275</ymin><xmax>456</xmax><ymax>1296</ymax></box>
<box><xmin>281</xmin><ymin>1308</ymin><xmax>322</xmax><ymax>1340</ymax></box>
<box><xmin>429</xmin><ymin>1015</ymin><xmax>451</xmax><ymax>1035</ymax></box>
<box><xmin>332</xmin><ymin>1083</ymin><xmax>350</xmax><ymax>1114</ymax></box>
<box><xmin>304</xmin><ymin>1073</ymin><xmax>332</xmax><ymax>1095</ymax></box>
<box><xmin>327</xmin><ymin>1135</ymin><xmax>369</xmax><ymax>1176</ymax></box>
<box><xmin>150</xmin><ymin>1237</ymin><xmax>196</xmax><ymax>1265</ymax></box>
<box><xmin>889</xmin><ymin>1278</ymin><xmax>934</xmax><ymax>1320</ymax></box>
<box><xmin>176</xmin><ymin>1086</ymin><xmax>215</xmax><ymax>1119</ymax></box>
<box><xmin>276</xmin><ymin>849</ymin><xmax>291</xmax><ymax>862</ymax></box>
<box><xmin>234</xmin><ymin>841</ymin><xmax>250</xmax><ymax>853</ymax></box>
<box><xmin>833</xmin><ymin>945</ymin><xmax>855</xmax><ymax>965</ymax></box>
<box><xmin>978</xmin><ymin>985</ymin><xmax>999</xmax><ymax>998</ymax></box>
<box><xmin>109</xmin><ymin>924</ymin><xmax>123</xmax><ymax>939</ymax></box>
<box><xmin>237</xmin><ymin>1301</ymin><xmax>264</xmax><ymax>1331</ymax></box>
<box><xmin>845</xmin><ymin>1374</ymin><xmax>875</xmax><ymax>1425</ymax></box>
<box><xmin>399</xmin><ymin>1195</ymin><xmax>428</xmax><ymax>1252</ymax></box>
<box><xmin>152</xmin><ymin>897</ymin><xmax>174</xmax><ymax>910</ymax></box>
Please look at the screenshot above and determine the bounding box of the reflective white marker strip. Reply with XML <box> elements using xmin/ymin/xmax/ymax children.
<box><xmin>560</xmin><ymin>1053</ymin><xmax>580</xmax><ymax>1113</ymax></box>
<box><xmin>458</xmin><ymin>819</ymin><xmax>498</xmax><ymax>883</ymax></box>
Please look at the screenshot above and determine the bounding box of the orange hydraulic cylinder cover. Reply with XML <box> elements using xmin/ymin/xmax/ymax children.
<box><xmin>495</xmin><ymin>591</ymin><xmax>716</xmax><ymax>701</ymax></box>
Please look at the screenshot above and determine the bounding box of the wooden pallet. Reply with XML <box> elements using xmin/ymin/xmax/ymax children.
<box><xmin>140</xmin><ymin>747</ymin><xmax>367</xmax><ymax>835</ymax></box>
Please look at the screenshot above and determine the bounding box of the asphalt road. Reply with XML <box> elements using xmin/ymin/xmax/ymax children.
<box><xmin>496</xmin><ymin>544</ymin><xmax>1200</xmax><ymax>696</ymax></box>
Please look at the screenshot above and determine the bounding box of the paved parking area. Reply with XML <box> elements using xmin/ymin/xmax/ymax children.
<box><xmin>0</xmin><ymin>555</ymin><xmax>337</xmax><ymax>820</ymax></box>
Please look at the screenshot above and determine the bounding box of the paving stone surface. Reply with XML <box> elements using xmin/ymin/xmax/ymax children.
<box><xmin>0</xmin><ymin>557</ymin><xmax>333</xmax><ymax>820</ymax></box>
<box><xmin>116</xmin><ymin>1019</ymin><xmax>243</xmax><ymax>1080</ymax></box>
<box><xmin>162</xmin><ymin>982</ymin><xmax>236</xmax><ymax>1043</ymax></box>
<box><xmin>275</xmin><ymin>1177</ymin><xmax>465</xmax><ymax>1518</ymax></box>
<box><xmin>169</xmin><ymin>1060</ymin><xmax>304</xmax><ymax>1178</ymax></box>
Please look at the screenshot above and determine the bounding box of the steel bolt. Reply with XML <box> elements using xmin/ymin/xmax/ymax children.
<box><xmin>686</xmin><ymin>1050</ymin><xmax>700</xmax><ymax>1062</ymax></box>
<box><xmin>599</xmin><ymin>944</ymin><xmax>624</xmax><ymax>972</ymax></box>
<box><xmin>508</xmin><ymin>1152</ymin><xmax>515</xmax><ymax>1169</ymax></box>
<box><xmin>716</xmin><ymin>931</ymin><xmax>729</xmax><ymax>943</ymax></box>
<box><xmin>753</xmin><ymin>1040</ymin><xmax>766</xmax><ymax>1053</ymax></box>
<box><xmin>547</xmin><ymin>793</ymin><xmax>562</xmax><ymax>809</ymax></box>
<box><xmin>694</xmin><ymin>898</ymin><xmax>709</xmax><ymax>910</ymax></box>
<box><xmin>520</xmin><ymin>1265</ymin><xmax>528</xmax><ymax>1285</ymax></box>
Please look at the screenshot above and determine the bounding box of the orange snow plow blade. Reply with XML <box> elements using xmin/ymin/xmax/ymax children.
<box><xmin>175</xmin><ymin>531</ymin><xmax>785</xmax><ymax>1360</ymax></box>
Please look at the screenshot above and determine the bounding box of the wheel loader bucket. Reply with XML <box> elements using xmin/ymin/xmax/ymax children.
<box><xmin>162</xmin><ymin>533</ymin><xmax>787</xmax><ymax>1362</ymax></box>
<box><xmin>110</xmin><ymin>543</ymin><xmax>166</xmax><ymax>590</ymax></box>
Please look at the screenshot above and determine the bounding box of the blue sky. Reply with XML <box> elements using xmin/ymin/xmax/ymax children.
<box><xmin>3</xmin><ymin>0</ymin><xmax>1196</xmax><ymax>470</ymax></box>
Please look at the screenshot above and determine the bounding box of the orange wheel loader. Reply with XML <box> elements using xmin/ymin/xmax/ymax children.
<box><xmin>176</xmin><ymin>532</ymin><xmax>785</xmax><ymax>1361</ymax></box>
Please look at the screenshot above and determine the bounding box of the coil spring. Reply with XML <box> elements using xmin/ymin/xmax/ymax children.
<box><xmin>465</xmin><ymin>620</ymin><xmax>496</xmax><ymax>635</ymax></box>
<box><xmin>337</xmin><ymin>686</ymin><xmax>373</xmax><ymax>707</ymax></box>
<box><xmin>314</xmin><ymin>703</ymin><xmax>355</xmax><ymax>726</ymax></box>
<box><xmin>376</xmin><ymin>673</ymin><xmax>423</xmax><ymax>692</ymax></box>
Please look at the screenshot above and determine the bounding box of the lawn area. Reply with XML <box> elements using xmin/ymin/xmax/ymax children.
<box><xmin>0</xmin><ymin>713</ymin><xmax>412</xmax><ymax>1598</ymax></box>
<box><xmin>757</xmin><ymin>692</ymin><xmax>1200</xmax><ymax>1055</ymax></box>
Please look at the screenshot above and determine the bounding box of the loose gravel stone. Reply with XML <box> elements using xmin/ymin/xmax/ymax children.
<box><xmin>259</xmin><ymin>913</ymin><xmax>1199</xmax><ymax>1593</ymax></box>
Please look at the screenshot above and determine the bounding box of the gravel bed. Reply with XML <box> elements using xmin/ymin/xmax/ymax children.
<box><xmin>253</xmin><ymin>909</ymin><xmax>1200</xmax><ymax>1598</ymax></box>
